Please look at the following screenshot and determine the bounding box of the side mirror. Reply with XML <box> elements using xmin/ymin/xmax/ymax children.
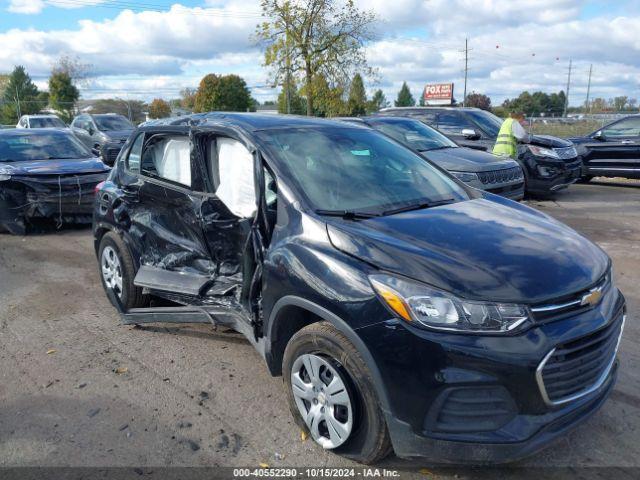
<box><xmin>87</xmin><ymin>126</ymin><xmax>95</xmax><ymax>136</ymax></box>
<box><xmin>593</xmin><ymin>130</ymin><xmax>605</xmax><ymax>141</ymax></box>
<box><xmin>91</xmin><ymin>148</ymin><xmax>100</xmax><ymax>157</ymax></box>
<box><xmin>461</xmin><ymin>128</ymin><xmax>480</xmax><ymax>140</ymax></box>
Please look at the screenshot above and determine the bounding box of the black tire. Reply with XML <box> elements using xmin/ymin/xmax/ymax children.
<box><xmin>283</xmin><ymin>321</ymin><xmax>392</xmax><ymax>464</ymax></box>
<box><xmin>576</xmin><ymin>175</ymin><xmax>593</xmax><ymax>183</ymax></box>
<box><xmin>98</xmin><ymin>231</ymin><xmax>148</xmax><ymax>310</ymax></box>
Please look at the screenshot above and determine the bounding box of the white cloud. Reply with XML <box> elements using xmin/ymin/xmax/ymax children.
<box><xmin>1</xmin><ymin>0</ymin><xmax>639</xmax><ymax>106</ymax></box>
<box><xmin>7</xmin><ymin>0</ymin><xmax>105</xmax><ymax>14</ymax></box>
<box><xmin>7</xmin><ymin>0</ymin><xmax>45</xmax><ymax>14</ymax></box>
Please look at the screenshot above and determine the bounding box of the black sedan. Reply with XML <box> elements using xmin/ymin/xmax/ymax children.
<box><xmin>0</xmin><ymin>129</ymin><xmax>110</xmax><ymax>234</ymax></box>
<box><xmin>569</xmin><ymin>115</ymin><xmax>640</xmax><ymax>180</ymax></box>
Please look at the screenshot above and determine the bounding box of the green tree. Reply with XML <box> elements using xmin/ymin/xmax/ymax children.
<box><xmin>367</xmin><ymin>89</ymin><xmax>388</xmax><ymax>113</ymax></box>
<box><xmin>394</xmin><ymin>82</ymin><xmax>415</xmax><ymax>107</ymax></box>
<box><xmin>148</xmin><ymin>98</ymin><xmax>172</xmax><ymax>119</ymax></box>
<box><xmin>347</xmin><ymin>73</ymin><xmax>367</xmax><ymax>116</ymax></box>
<box><xmin>465</xmin><ymin>92</ymin><xmax>491</xmax><ymax>111</ymax></box>
<box><xmin>277</xmin><ymin>80</ymin><xmax>306</xmax><ymax>114</ymax></box>
<box><xmin>308</xmin><ymin>75</ymin><xmax>348</xmax><ymax>117</ymax></box>
<box><xmin>1</xmin><ymin>66</ymin><xmax>45</xmax><ymax>124</ymax></box>
<box><xmin>194</xmin><ymin>74</ymin><xmax>220</xmax><ymax>112</ymax></box>
<box><xmin>194</xmin><ymin>74</ymin><xmax>252</xmax><ymax>112</ymax></box>
<box><xmin>613</xmin><ymin>96</ymin><xmax>628</xmax><ymax>111</ymax></box>
<box><xmin>502</xmin><ymin>90</ymin><xmax>566</xmax><ymax>117</ymax></box>
<box><xmin>0</xmin><ymin>74</ymin><xmax>9</xmax><ymax>99</ymax></box>
<box><xmin>89</xmin><ymin>99</ymin><xmax>147</xmax><ymax>123</ymax></box>
<box><xmin>217</xmin><ymin>75</ymin><xmax>252</xmax><ymax>111</ymax></box>
<box><xmin>49</xmin><ymin>70</ymin><xmax>79</xmax><ymax>123</ymax></box>
<box><xmin>257</xmin><ymin>0</ymin><xmax>377</xmax><ymax>116</ymax></box>
<box><xmin>180</xmin><ymin>87</ymin><xmax>197</xmax><ymax>111</ymax></box>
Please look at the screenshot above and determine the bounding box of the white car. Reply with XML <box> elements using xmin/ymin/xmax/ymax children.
<box><xmin>17</xmin><ymin>114</ymin><xmax>94</xmax><ymax>150</ymax></box>
<box><xmin>16</xmin><ymin>114</ymin><xmax>67</xmax><ymax>129</ymax></box>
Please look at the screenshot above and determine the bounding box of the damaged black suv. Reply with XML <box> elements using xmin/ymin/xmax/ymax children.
<box><xmin>94</xmin><ymin>114</ymin><xmax>625</xmax><ymax>464</ymax></box>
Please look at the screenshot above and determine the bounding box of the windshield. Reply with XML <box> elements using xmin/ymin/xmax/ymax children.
<box><xmin>94</xmin><ymin>115</ymin><xmax>133</xmax><ymax>131</ymax></box>
<box><xmin>30</xmin><ymin>117</ymin><xmax>66</xmax><ymax>128</ymax></box>
<box><xmin>0</xmin><ymin>132</ymin><xmax>92</xmax><ymax>162</ymax></box>
<box><xmin>258</xmin><ymin>127</ymin><xmax>469</xmax><ymax>213</ymax></box>
<box><xmin>466</xmin><ymin>110</ymin><xmax>503</xmax><ymax>137</ymax></box>
<box><xmin>368</xmin><ymin>118</ymin><xmax>457</xmax><ymax>151</ymax></box>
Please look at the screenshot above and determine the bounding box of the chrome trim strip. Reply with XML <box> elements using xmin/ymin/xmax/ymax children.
<box><xmin>589</xmin><ymin>167</ymin><xmax>639</xmax><ymax>172</ymax></box>
<box><xmin>531</xmin><ymin>299</ymin><xmax>581</xmax><ymax>313</ymax></box>
<box><xmin>536</xmin><ymin>315</ymin><xmax>626</xmax><ymax>407</ymax></box>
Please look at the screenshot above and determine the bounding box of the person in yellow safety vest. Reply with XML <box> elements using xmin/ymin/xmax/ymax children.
<box><xmin>492</xmin><ymin>112</ymin><xmax>531</xmax><ymax>159</ymax></box>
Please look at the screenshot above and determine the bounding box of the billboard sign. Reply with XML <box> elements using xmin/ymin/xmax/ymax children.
<box><xmin>422</xmin><ymin>83</ymin><xmax>454</xmax><ymax>105</ymax></box>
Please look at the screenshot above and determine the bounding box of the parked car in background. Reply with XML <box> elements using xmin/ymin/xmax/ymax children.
<box><xmin>16</xmin><ymin>114</ymin><xmax>66</xmax><ymax>129</ymax></box>
<box><xmin>381</xmin><ymin>107</ymin><xmax>582</xmax><ymax>195</ymax></box>
<box><xmin>340</xmin><ymin>116</ymin><xmax>524</xmax><ymax>200</ymax></box>
<box><xmin>71</xmin><ymin>113</ymin><xmax>135</xmax><ymax>165</ymax></box>
<box><xmin>0</xmin><ymin>129</ymin><xmax>110</xmax><ymax>234</ymax></box>
<box><xmin>94</xmin><ymin>113</ymin><xmax>624</xmax><ymax>464</ymax></box>
<box><xmin>569</xmin><ymin>114</ymin><xmax>640</xmax><ymax>181</ymax></box>
<box><xmin>17</xmin><ymin>113</ymin><xmax>95</xmax><ymax>147</ymax></box>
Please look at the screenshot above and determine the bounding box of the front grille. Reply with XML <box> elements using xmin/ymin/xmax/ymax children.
<box><xmin>477</xmin><ymin>166</ymin><xmax>524</xmax><ymax>185</ymax></box>
<box><xmin>537</xmin><ymin>311</ymin><xmax>624</xmax><ymax>406</ymax></box>
<box><xmin>531</xmin><ymin>272</ymin><xmax>610</xmax><ymax>323</ymax></box>
<box><xmin>104</xmin><ymin>146</ymin><xmax>123</xmax><ymax>163</ymax></box>
<box><xmin>554</xmin><ymin>146</ymin><xmax>578</xmax><ymax>160</ymax></box>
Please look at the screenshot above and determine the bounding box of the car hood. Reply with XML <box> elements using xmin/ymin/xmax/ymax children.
<box><xmin>1</xmin><ymin>157</ymin><xmax>110</xmax><ymax>176</ymax></box>
<box><xmin>422</xmin><ymin>147</ymin><xmax>518</xmax><ymax>172</ymax></box>
<box><xmin>529</xmin><ymin>134</ymin><xmax>573</xmax><ymax>148</ymax></box>
<box><xmin>103</xmin><ymin>130</ymin><xmax>133</xmax><ymax>142</ymax></box>
<box><xmin>326</xmin><ymin>197</ymin><xmax>608</xmax><ymax>304</ymax></box>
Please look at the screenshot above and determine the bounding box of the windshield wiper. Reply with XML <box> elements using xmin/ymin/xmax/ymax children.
<box><xmin>382</xmin><ymin>198</ymin><xmax>455</xmax><ymax>216</ymax></box>
<box><xmin>315</xmin><ymin>209</ymin><xmax>380</xmax><ymax>220</ymax></box>
<box><xmin>419</xmin><ymin>146</ymin><xmax>454</xmax><ymax>152</ymax></box>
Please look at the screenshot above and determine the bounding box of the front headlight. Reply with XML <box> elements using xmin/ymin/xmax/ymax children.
<box><xmin>0</xmin><ymin>166</ymin><xmax>12</xmax><ymax>181</ymax></box>
<box><xmin>451</xmin><ymin>171</ymin><xmax>478</xmax><ymax>183</ymax></box>
<box><xmin>527</xmin><ymin>145</ymin><xmax>560</xmax><ymax>159</ymax></box>
<box><xmin>369</xmin><ymin>274</ymin><xmax>530</xmax><ymax>333</ymax></box>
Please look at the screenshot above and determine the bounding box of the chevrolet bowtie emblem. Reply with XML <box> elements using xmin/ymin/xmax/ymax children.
<box><xmin>581</xmin><ymin>288</ymin><xmax>603</xmax><ymax>307</ymax></box>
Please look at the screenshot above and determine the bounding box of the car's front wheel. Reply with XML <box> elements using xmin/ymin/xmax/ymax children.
<box><xmin>98</xmin><ymin>231</ymin><xmax>148</xmax><ymax>310</ymax></box>
<box><xmin>283</xmin><ymin>322</ymin><xmax>392</xmax><ymax>464</ymax></box>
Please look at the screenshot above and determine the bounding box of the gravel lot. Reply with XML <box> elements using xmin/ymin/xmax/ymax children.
<box><xmin>1</xmin><ymin>180</ymin><xmax>639</xmax><ymax>477</ymax></box>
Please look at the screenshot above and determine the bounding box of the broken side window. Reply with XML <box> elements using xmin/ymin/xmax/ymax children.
<box><xmin>213</xmin><ymin>138</ymin><xmax>256</xmax><ymax>218</ymax></box>
<box><xmin>141</xmin><ymin>135</ymin><xmax>191</xmax><ymax>187</ymax></box>
<box><xmin>127</xmin><ymin>133</ymin><xmax>144</xmax><ymax>173</ymax></box>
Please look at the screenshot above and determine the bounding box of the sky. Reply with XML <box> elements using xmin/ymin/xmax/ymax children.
<box><xmin>1</xmin><ymin>0</ymin><xmax>639</xmax><ymax>107</ymax></box>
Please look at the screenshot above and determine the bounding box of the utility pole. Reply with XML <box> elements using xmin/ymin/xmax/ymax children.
<box><xmin>563</xmin><ymin>58</ymin><xmax>572</xmax><ymax>117</ymax></box>
<box><xmin>462</xmin><ymin>37</ymin><xmax>469</xmax><ymax>107</ymax></box>
<box><xmin>14</xmin><ymin>85</ymin><xmax>21</xmax><ymax>119</ymax></box>
<box><xmin>585</xmin><ymin>64</ymin><xmax>593</xmax><ymax>113</ymax></box>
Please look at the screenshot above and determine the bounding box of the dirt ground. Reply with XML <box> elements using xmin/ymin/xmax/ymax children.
<box><xmin>1</xmin><ymin>179</ymin><xmax>639</xmax><ymax>478</ymax></box>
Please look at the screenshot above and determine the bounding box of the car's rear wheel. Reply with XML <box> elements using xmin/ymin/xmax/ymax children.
<box><xmin>98</xmin><ymin>232</ymin><xmax>148</xmax><ymax>310</ymax></box>
<box><xmin>283</xmin><ymin>322</ymin><xmax>392</xmax><ymax>464</ymax></box>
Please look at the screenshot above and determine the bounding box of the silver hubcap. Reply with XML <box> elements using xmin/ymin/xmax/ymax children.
<box><xmin>101</xmin><ymin>246</ymin><xmax>123</xmax><ymax>298</ymax></box>
<box><xmin>291</xmin><ymin>353</ymin><xmax>353</xmax><ymax>449</ymax></box>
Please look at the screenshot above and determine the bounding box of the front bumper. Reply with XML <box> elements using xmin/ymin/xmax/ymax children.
<box><xmin>356</xmin><ymin>288</ymin><xmax>625</xmax><ymax>463</ymax></box>
<box><xmin>520</xmin><ymin>154</ymin><xmax>582</xmax><ymax>195</ymax></box>
<box><xmin>384</xmin><ymin>364</ymin><xmax>616</xmax><ymax>464</ymax></box>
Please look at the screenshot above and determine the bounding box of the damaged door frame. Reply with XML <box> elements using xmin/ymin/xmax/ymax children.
<box><xmin>113</xmin><ymin>123</ymin><xmax>274</xmax><ymax>342</ymax></box>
